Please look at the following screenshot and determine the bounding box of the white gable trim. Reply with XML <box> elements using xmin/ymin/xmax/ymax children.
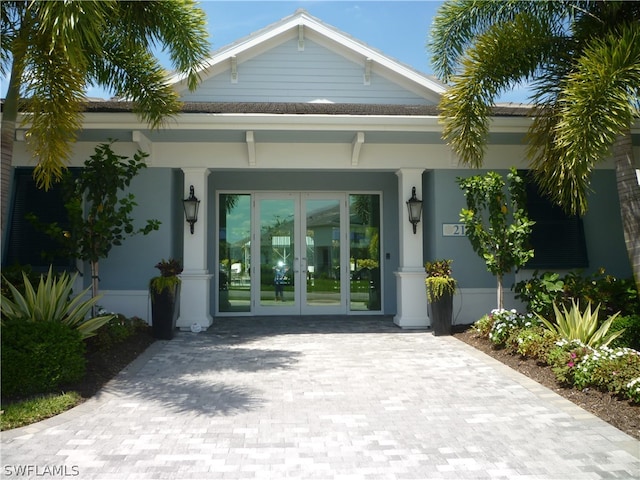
<box><xmin>168</xmin><ymin>9</ymin><xmax>446</xmax><ymax>102</ymax></box>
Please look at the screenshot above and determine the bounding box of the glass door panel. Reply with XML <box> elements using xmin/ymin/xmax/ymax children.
<box><xmin>218</xmin><ymin>194</ymin><xmax>251</xmax><ymax>313</ymax></box>
<box><xmin>303</xmin><ymin>197</ymin><xmax>344</xmax><ymax>312</ymax></box>
<box><xmin>256</xmin><ymin>195</ymin><xmax>299</xmax><ymax>314</ymax></box>
<box><xmin>349</xmin><ymin>194</ymin><xmax>381</xmax><ymax>311</ymax></box>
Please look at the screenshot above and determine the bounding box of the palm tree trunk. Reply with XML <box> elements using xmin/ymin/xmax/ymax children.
<box><xmin>613</xmin><ymin>132</ymin><xmax>640</xmax><ymax>295</ymax></box>
<box><xmin>1</xmin><ymin>117</ymin><xmax>15</xmax><ymax>252</ymax></box>
<box><xmin>0</xmin><ymin>58</ymin><xmax>22</xmax><ymax>254</ymax></box>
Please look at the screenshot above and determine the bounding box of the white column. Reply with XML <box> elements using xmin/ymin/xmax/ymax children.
<box><xmin>178</xmin><ymin>168</ymin><xmax>213</xmax><ymax>331</ymax></box>
<box><xmin>394</xmin><ymin>168</ymin><xmax>429</xmax><ymax>329</ymax></box>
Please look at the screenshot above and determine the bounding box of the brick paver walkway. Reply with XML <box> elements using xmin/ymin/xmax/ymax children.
<box><xmin>2</xmin><ymin>317</ymin><xmax>639</xmax><ymax>479</ymax></box>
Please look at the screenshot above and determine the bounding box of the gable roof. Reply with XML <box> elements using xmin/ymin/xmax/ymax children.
<box><xmin>168</xmin><ymin>9</ymin><xmax>447</xmax><ymax>103</ymax></box>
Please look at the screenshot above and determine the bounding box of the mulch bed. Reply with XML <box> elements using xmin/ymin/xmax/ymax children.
<box><xmin>64</xmin><ymin>328</ymin><xmax>157</xmax><ymax>399</ymax></box>
<box><xmin>453</xmin><ymin>328</ymin><xmax>640</xmax><ymax>441</ymax></box>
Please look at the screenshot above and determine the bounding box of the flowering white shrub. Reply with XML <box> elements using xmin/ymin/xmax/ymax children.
<box><xmin>573</xmin><ymin>346</ymin><xmax>640</xmax><ymax>402</ymax></box>
<box><xmin>488</xmin><ymin>309</ymin><xmax>538</xmax><ymax>346</ymax></box>
<box><xmin>626</xmin><ymin>377</ymin><xmax>640</xmax><ymax>403</ymax></box>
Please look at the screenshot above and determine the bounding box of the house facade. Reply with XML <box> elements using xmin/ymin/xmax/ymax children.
<box><xmin>5</xmin><ymin>10</ymin><xmax>636</xmax><ymax>329</ymax></box>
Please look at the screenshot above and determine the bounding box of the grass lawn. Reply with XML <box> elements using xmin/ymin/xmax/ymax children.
<box><xmin>1</xmin><ymin>392</ymin><xmax>82</xmax><ymax>431</ymax></box>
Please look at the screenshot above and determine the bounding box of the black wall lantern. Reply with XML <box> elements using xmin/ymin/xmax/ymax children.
<box><xmin>406</xmin><ymin>186</ymin><xmax>423</xmax><ymax>234</ymax></box>
<box><xmin>182</xmin><ymin>185</ymin><xmax>200</xmax><ymax>234</ymax></box>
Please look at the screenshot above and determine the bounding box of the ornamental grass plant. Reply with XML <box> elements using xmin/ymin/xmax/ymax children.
<box><xmin>536</xmin><ymin>300</ymin><xmax>623</xmax><ymax>349</ymax></box>
<box><xmin>0</xmin><ymin>267</ymin><xmax>114</xmax><ymax>339</ymax></box>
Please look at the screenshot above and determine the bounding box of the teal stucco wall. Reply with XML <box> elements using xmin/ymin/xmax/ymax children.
<box><xmin>421</xmin><ymin>169</ymin><xmax>632</xmax><ymax>292</ymax></box>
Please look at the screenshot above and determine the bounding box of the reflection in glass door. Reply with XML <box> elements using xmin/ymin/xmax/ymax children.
<box><xmin>221</xmin><ymin>192</ymin><xmax>381</xmax><ymax>315</ymax></box>
<box><xmin>349</xmin><ymin>194</ymin><xmax>381</xmax><ymax>311</ymax></box>
<box><xmin>303</xmin><ymin>196</ymin><xmax>345</xmax><ymax>313</ymax></box>
<box><xmin>218</xmin><ymin>194</ymin><xmax>251</xmax><ymax>313</ymax></box>
<box><xmin>254</xmin><ymin>193</ymin><xmax>348</xmax><ymax>315</ymax></box>
<box><xmin>257</xmin><ymin>195</ymin><xmax>298</xmax><ymax>314</ymax></box>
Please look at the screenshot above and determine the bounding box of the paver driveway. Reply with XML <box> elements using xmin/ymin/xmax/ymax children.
<box><xmin>2</xmin><ymin>317</ymin><xmax>639</xmax><ymax>479</ymax></box>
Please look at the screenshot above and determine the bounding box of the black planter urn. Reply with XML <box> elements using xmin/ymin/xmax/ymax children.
<box><xmin>430</xmin><ymin>291</ymin><xmax>453</xmax><ymax>336</ymax></box>
<box><xmin>151</xmin><ymin>284</ymin><xmax>180</xmax><ymax>340</ymax></box>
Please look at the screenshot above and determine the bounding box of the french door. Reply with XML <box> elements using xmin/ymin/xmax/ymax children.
<box><xmin>254</xmin><ymin>193</ymin><xmax>348</xmax><ymax>315</ymax></box>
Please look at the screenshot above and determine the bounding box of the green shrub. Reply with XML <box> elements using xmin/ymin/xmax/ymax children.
<box><xmin>537</xmin><ymin>301</ymin><xmax>623</xmax><ymax>349</ymax></box>
<box><xmin>546</xmin><ymin>339</ymin><xmax>593</xmax><ymax>385</ymax></box>
<box><xmin>88</xmin><ymin>314</ymin><xmax>149</xmax><ymax>351</ymax></box>
<box><xmin>514</xmin><ymin>325</ymin><xmax>560</xmax><ymax>360</ymax></box>
<box><xmin>0</xmin><ymin>264</ymin><xmax>39</xmax><ymax>299</ymax></box>
<box><xmin>1</xmin><ymin>267</ymin><xmax>113</xmax><ymax>339</ymax></box>
<box><xmin>563</xmin><ymin>271</ymin><xmax>639</xmax><ymax>318</ymax></box>
<box><xmin>573</xmin><ymin>347</ymin><xmax>640</xmax><ymax>399</ymax></box>
<box><xmin>1</xmin><ymin>321</ymin><xmax>85</xmax><ymax>398</ymax></box>
<box><xmin>472</xmin><ymin>313</ymin><xmax>495</xmax><ymax>338</ymax></box>
<box><xmin>609</xmin><ymin>315</ymin><xmax>640</xmax><ymax>350</ymax></box>
<box><xmin>514</xmin><ymin>269</ymin><xmax>639</xmax><ymax>318</ymax></box>
<box><xmin>513</xmin><ymin>271</ymin><xmax>564</xmax><ymax>318</ymax></box>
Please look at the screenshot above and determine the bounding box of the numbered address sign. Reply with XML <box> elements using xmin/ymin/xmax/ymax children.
<box><xmin>442</xmin><ymin>223</ymin><xmax>467</xmax><ymax>237</ymax></box>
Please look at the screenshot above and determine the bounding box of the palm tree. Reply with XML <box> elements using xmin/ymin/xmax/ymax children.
<box><xmin>1</xmin><ymin>0</ymin><xmax>210</xmax><ymax>243</ymax></box>
<box><xmin>429</xmin><ymin>0</ymin><xmax>640</xmax><ymax>293</ymax></box>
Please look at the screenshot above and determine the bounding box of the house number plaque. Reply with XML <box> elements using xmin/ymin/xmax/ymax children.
<box><xmin>442</xmin><ymin>223</ymin><xmax>467</xmax><ymax>237</ymax></box>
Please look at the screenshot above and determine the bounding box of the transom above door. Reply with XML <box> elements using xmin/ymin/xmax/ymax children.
<box><xmin>217</xmin><ymin>192</ymin><xmax>381</xmax><ymax>315</ymax></box>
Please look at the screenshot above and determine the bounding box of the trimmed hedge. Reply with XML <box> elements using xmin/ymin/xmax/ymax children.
<box><xmin>610</xmin><ymin>315</ymin><xmax>640</xmax><ymax>351</ymax></box>
<box><xmin>1</xmin><ymin>321</ymin><xmax>86</xmax><ymax>398</ymax></box>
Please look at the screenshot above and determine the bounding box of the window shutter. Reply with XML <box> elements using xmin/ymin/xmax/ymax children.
<box><xmin>5</xmin><ymin>169</ymin><xmax>72</xmax><ymax>269</ymax></box>
<box><xmin>522</xmin><ymin>171</ymin><xmax>589</xmax><ymax>269</ymax></box>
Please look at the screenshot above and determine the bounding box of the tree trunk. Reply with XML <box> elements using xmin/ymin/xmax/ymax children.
<box><xmin>91</xmin><ymin>260</ymin><xmax>100</xmax><ymax>317</ymax></box>
<box><xmin>497</xmin><ymin>274</ymin><xmax>504</xmax><ymax>310</ymax></box>
<box><xmin>613</xmin><ymin>132</ymin><xmax>640</xmax><ymax>295</ymax></box>
<box><xmin>0</xmin><ymin>57</ymin><xmax>23</xmax><ymax>254</ymax></box>
<box><xmin>1</xmin><ymin>116</ymin><xmax>15</xmax><ymax>252</ymax></box>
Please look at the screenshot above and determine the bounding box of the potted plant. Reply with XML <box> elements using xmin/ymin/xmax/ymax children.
<box><xmin>425</xmin><ymin>259</ymin><xmax>457</xmax><ymax>336</ymax></box>
<box><xmin>149</xmin><ymin>259</ymin><xmax>183</xmax><ymax>340</ymax></box>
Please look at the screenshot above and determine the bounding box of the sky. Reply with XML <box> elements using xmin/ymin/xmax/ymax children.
<box><xmin>3</xmin><ymin>1</ymin><xmax>530</xmax><ymax>103</ymax></box>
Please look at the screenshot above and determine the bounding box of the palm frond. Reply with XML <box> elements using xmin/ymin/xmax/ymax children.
<box><xmin>31</xmin><ymin>0</ymin><xmax>108</xmax><ymax>67</ymax></box>
<box><xmin>89</xmin><ymin>41</ymin><xmax>180</xmax><ymax>129</ymax></box>
<box><xmin>440</xmin><ymin>11</ymin><xmax>562</xmax><ymax>166</ymax></box>
<box><xmin>555</xmin><ymin>22</ymin><xmax>640</xmax><ymax>173</ymax></box>
<box><xmin>530</xmin><ymin>22</ymin><xmax>640</xmax><ymax>216</ymax></box>
<box><xmin>429</xmin><ymin>0</ymin><xmax>570</xmax><ymax>81</ymax></box>
<box><xmin>527</xmin><ymin>103</ymin><xmax>593</xmax><ymax>215</ymax></box>
<box><xmin>3</xmin><ymin>0</ymin><xmax>209</xmax><ymax>187</ymax></box>
<box><xmin>131</xmin><ymin>0</ymin><xmax>210</xmax><ymax>91</ymax></box>
<box><xmin>23</xmin><ymin>41</ymin><xmax>86</xmax><ymax>189</ymax></box>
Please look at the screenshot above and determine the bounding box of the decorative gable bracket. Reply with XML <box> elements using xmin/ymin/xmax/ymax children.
<box><xmin>298</xmin><ymin>24</ymin><xmax>305</xmax><ymax>51</ymax></box>
<box><xmin>230</xmin><ymin>56</ymin><xmax>238</xmax><ymax>84</ymax></box>
<box><xmin>364</xmin><ymin>58</ymin><xmax>372</xmax><ymax>85</ymax></box>
<box><xmin>246</xmin><ymin>131</ymin><xmax>256</xmax><ymax>166</ymax></box>
<box><xmin>132</xmin><ymin>131</ymin><xmax>153</xmax><ymax>162</ymax></box>
<box><xmin>351</xmin><ymin>132</ymin><xmax>365</xmax><ymax>166</ymax></box>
